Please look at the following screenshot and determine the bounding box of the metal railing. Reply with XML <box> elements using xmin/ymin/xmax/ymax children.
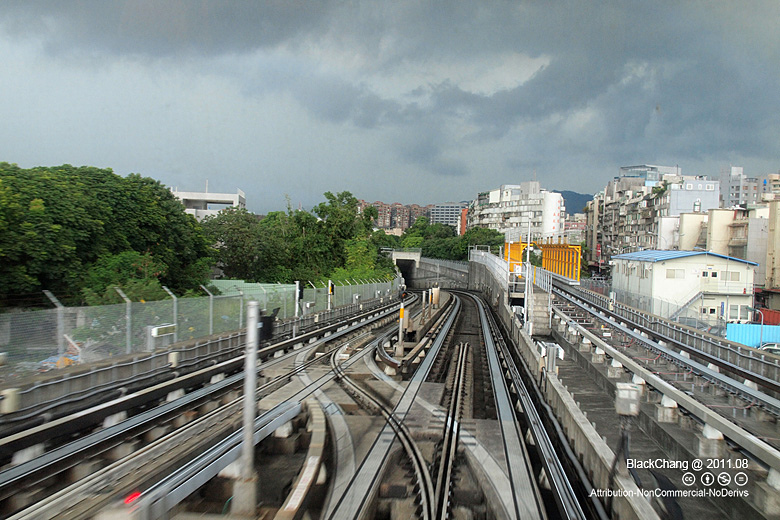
<box><xmin>469</xmin><ymin>249</ymin><xmax>509</xmax><ymax>286</ymax></box>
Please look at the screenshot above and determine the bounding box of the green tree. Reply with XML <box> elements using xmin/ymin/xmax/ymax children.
<box><xmin>0</xmin><ymin>163</ymin><xmax>213</xmax><ymax>305</ymax></box>
<box><xmin>463</xmin><ymin>227</ymin><xmax>505</xmax><ymax>253</ymax></box>
<box><xmin>202</xmin><ymin>208</ymin><xmax>264</xmax><ymax>280</ymax></box>
<box><xmin>81</xmin><ymin>251</ymin><xmax>168</xmax><ymax>305</ymax></box>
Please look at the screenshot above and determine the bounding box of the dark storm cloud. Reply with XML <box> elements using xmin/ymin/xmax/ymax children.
<box><xmin>0</xmin><ymin>0</ymin><xmax>336</xmax><ymax>56</ymax></box>
<box><xmin>0</xmin><ymin>1</ymin><xmax>778</xmax><ymax>208</ymax></box>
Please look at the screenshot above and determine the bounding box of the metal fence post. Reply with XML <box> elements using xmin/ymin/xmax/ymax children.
<box><xmin>162</xmin><ymin>286</ymin><xmax>178</xmax><ymax>343</ymax></box>
<box><xmin>200</xmin><ymin>285</ymin><xmax>214</xmax><ymax>335</ymax></box>
<box><xmin>114</xmin><ymin>287</ymin><xmax>132</xmax><ymax>354</ymax></box>
<box><xmin>235</xmin><ymin>300</ymin><xmax>259</xmax><ymax>514</ymax></box>
<box><xmin>42</xmin><ymin>290</ymin><xmax>64</xmax><ymax>356</ymax></box>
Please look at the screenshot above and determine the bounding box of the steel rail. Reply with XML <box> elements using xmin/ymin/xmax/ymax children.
<box><xmin>478</xmin><ymin>297</ymin><xmax>587</xmax><ymax>520</ymax></box>
<box><xmin>556</xmin><ymin>282</ymin><xmax>780</xmax><ymax>394</ymax></box>
<box><xmin>471</xmin><ymin>294</ymin><xmax>548</xmax><ymax>520</ymax></box>
<box><xmin>434</xmin><ymin>342</ymin><xmax>469</xmax><ymax>520</ymax></box>
<box><xmin>551</xmin><ymin>297</ymin><xmax>780</xmax><ymax>477</ymax></box>
<box><xmin>330</xmin><ymin>337</ymin><xmax>436</xmax><ymax>520</ymax></box>
<box><xmin>553</xmin><ymin>286</ymin><xmax>780</xmax><ymax>416</ymax></box>
<box><xmin>0</xmin><ymin>299</ymin><xmax>405</xmax><ymax>507</ymax></box>
<box><xmin>7</xmin><ymin>309</ymin><xmax>399</xmax><ymax>520</ymax></box>
<box><xmin>327</xmin><ymin>295</ymin><xmax>461</xmax><ymax>520</ymax></box>
<box><xmin>129</xmin><ymin>332</ymin><xmax>388</xmax><ymax>520</ymax></box>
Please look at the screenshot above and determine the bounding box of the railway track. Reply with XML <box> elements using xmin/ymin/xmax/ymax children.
<box><xmin>554</xmin><ymin>283</ymin><xmax>780</xmax><ymax>429</ymax></box>
<box><xmin>325</xmin><ymin>290</ymin><xmax>593</xmax><ymax>519</ymax></box>
<box><xmin>1</xmin><ymin>297</ymin><xmax>409</xmax><ymax>518</ymax></box>
<box><xmin>549</xmin><ymin>282</ymin><xmax>780</xmax><ymax>518</ymax></box>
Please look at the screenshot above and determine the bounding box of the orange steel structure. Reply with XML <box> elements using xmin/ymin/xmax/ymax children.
<box><xmin>539</xmin><ymin>239</ymin><xmax>581</xmax><ymax>282</ymax></box>
<box><xmin>503</xmin><ymin>242</ymin><xmax>529</xmax><ymax>273</ymax></box>
<box><xmin>504</xmin><ymin>239</ymin><xmax>581</xmax><ymax>283</ymax></box>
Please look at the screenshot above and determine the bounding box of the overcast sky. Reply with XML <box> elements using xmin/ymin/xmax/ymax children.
<box><xmin>1</xmin><ymin>2</ymin><xmax>778</xmax><ymax>214</ymax></box>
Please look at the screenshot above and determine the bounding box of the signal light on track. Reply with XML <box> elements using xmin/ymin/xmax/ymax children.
<box><xmin>124</xmin><ymin>491</ymin><xmax>142</xmax><ymax>505</ymax></box>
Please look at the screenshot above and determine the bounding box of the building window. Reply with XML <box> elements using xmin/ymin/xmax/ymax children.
<box><xmin>724</xmin><ymin>271</ymin><xmax>740</xmax><ymax>281</ymax></box>
<box><xmin>710</xmin><ymin>308</ymin><xmax>716</xmax><ymax>314</ymax></box>
<box><xmin>702</xmin><ymin>271</ymin><xmax>708</xmax><ymax>277</ymax></box>
<box><xmin>711</xmin><ymin>272</ymin><xmax>718</xmax><ymax>278</ymax></box>
<box><xmin>666</xmin><ymin>269</ymin><xmax>684</xmax><ymax>279</ymax></box>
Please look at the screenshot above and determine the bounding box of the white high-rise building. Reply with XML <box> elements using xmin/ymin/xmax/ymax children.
<box><xmin>467</xmin><ymin>181</ymin><xmax>565</xmax><ymax>241</ymax></box>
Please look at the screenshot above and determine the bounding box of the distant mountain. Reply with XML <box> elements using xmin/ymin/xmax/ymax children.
<box><xmin>557</xmin><ymin>191</ymin><xmax>592</xmax><ymax>214</ymax></box>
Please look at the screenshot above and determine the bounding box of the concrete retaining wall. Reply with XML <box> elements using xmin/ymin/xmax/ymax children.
<box><xmin>407</xmin><ymin>259</ymin><xmax>468</xmax><ymax>290</ymax></box>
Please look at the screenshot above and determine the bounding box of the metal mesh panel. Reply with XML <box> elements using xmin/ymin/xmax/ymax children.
<box><xmin>0</xmin><ymin>278</ymin><xmax>401</xmax><ymax>386</ymax></box>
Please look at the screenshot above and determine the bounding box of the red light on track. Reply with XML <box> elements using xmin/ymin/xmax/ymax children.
<box><xmin>124</xmin><ymin>491</ymin><xmax>142</xmax><ymax>505</ymax></box>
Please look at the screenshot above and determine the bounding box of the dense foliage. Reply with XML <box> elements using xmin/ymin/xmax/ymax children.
<box><xmin>202</xmin><ymin>191</ymin><xmax>396</xmax><ymax>284</ymax></box>
<box><xmin>0</xmin><ymin>163</ymin><xmax>213</xmax><ymax>305</ymax></box>
<box><xmin>396</xmin><ymin>217</ymin><xmax>505</xmax><ymax>260</ymax></box>
<box><xmin>0</xmin><ymin>161</ymin><xmax>515</xmax><ymax>308</ymax></box>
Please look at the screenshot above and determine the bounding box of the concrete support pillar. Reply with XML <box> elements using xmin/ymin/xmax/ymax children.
<box><xmin>103</xmin><ymin>412</ymin><xmax>128</xmax><ymax>429</ymax></box>
<box><xmin>12</xmin><ymin>444</ymin><xmax>44</xmax><ymax>466</ymax></box>
<box><xmin>591</xmin><ymin>347</ymin><xmax>605</xmax><ymax>364</ymax></box>
<box><xmin>694</xmin><ymin>423</ymin><xmax>725</xmax><ymax>458</ymax></box>
<box><xmin>655</xmin><ymin>395</ymin><xmax>678</xmax><ymax>423</ymax></box>
<box><xmin>274</xmin><ymin>421</ymin><xmax>294</xmax><ymax>438</ymax></box>
<box><xmin>166</xmin><ymin>389</ymin><xmax>185</xmax><ymax>402</ymax></box>
<box><xmin>631</xmin><ymin>374</ymin><xmax>646</xmax><ymax>396</ymax></box>
<box><xmin>607</xmin><ymin>359</ymin><xmax>624</xmax><ymax>378</ymax></box>
<box><xmin>579</xmin><ymin>337</ymin><xmax>592</xmax><ymax>353</ymax></box>
<box><xmin>755</xmin><ymin>473</ymin><xmax>780</xmax><ymax>517</ymax></box>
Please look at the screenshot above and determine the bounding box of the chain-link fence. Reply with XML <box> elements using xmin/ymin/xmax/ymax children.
<box><xmin>0</xmin><ymin>277</ymin><xmax>401</xmax><ymax>384</ymax></box>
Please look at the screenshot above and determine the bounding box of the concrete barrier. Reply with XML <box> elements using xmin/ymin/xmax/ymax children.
<box><xmin>275</xmin><ymin>399</ymin><xmax>327</xmax><ymax>520</ymax></box>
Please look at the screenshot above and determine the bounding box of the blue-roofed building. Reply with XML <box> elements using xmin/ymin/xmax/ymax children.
<box><xmin>610</xmin><ymin>250</ymin><xmax>757</xmax><ymax>323</ymax></box>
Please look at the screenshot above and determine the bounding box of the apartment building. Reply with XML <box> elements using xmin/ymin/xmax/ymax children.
<box><xmin>467</xmin><ymin>181</ymin><xmax>564</xmax><ymax>242</ymax></box>
<box><xmin>721</xmin><ymin>166</ymin><xmax>761</xmax><ymax>207</ymax></box>
<box><xmin>430</xmin><ymin>202</ymin><xmax>468</xmax><ymax>228</ymax></box>
<box><xmin>563</xmin><ymin>213</ymin><xmax>587</xmax><ymax>244</ymax></box>
<box><xmin>584</xmin><ymin>165</ymin><xmax>719</xmax><ymax>268</ymax></box>
<box><xmin>358</xmin><ymin>200</ymin><xmax>433</xmax><ymax>232</ymax></box>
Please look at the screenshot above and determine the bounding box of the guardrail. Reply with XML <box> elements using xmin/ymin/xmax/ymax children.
<box><xmin>469</xmin><ymin>250</ymin><xmax>509</xmax><ymax>287</ymax></box>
